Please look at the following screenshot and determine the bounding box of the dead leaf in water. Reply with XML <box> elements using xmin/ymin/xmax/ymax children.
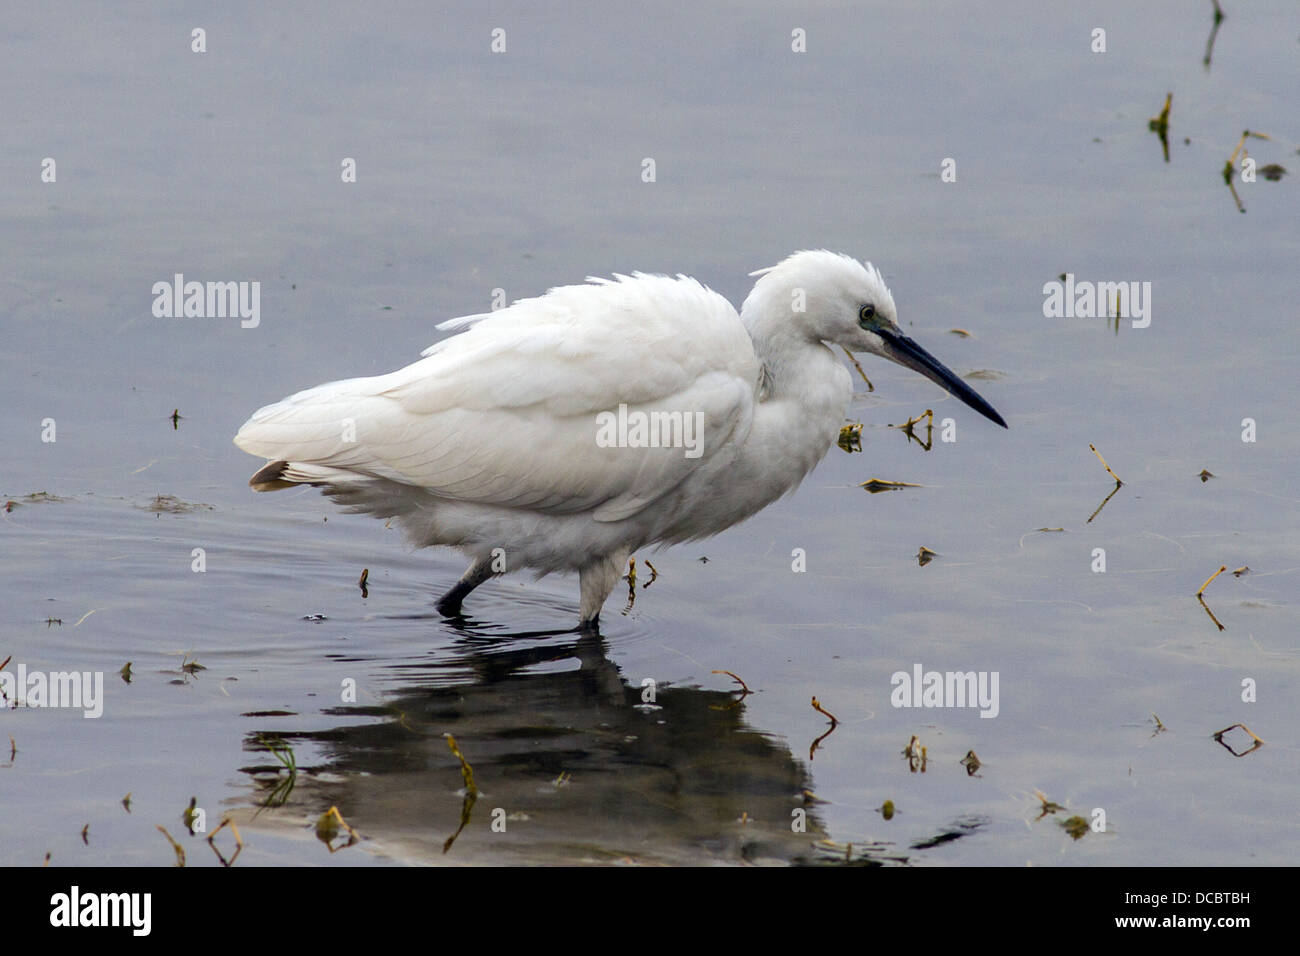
<box><xmin>860</xmin><ymin>479</ymin><xmax>922</xmax><ymax>494</ymax></box>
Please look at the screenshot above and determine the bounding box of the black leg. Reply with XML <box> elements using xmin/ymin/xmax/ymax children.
<box><xmin>435</xmin><ymin>557</ymin><xmax>495</xmax><ymax>617</ymax></box>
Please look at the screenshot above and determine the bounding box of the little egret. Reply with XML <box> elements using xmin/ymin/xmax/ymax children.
<box><xmin>234</xmin><ymin>251</ymin><xmax>1006</xmax><ymax>626</ymax></box>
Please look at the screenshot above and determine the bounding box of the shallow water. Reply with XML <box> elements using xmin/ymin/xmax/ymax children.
<box><xmin>2</xmin><ymin>1</ymin><xmax>1297</xmax><ymax>866</ymax></box>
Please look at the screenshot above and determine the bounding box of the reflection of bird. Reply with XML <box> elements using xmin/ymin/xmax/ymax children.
<box><xmin>259</xmin><ymin>632</ymin><xmax>830</xmax><ymax>863</ymax></box>
<box><xmin>234</xmin><ymin>251</ymin><xmax>1006</xmax><ymax>627</ymax></box>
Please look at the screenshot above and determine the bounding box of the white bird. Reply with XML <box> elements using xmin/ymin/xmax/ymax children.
<box><xmin>234</xmin><ymin>251</ymin><xmax>1006</xmax><ymax>627</ymax></box>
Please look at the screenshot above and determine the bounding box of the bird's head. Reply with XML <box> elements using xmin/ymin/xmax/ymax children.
<box><xmin>746</xmin><ymin>250</ymin><xmax>1007</xmax><ymax>428</ymax></box>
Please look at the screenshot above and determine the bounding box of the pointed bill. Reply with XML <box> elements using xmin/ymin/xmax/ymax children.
<box><xmin>875</xmin><ymin>329</ymin><xmax>1008</xmax><ymax>428</ymax></box>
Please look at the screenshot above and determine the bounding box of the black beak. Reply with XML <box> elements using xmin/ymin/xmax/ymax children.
<box><xmin>876</xmin><ymin>328</ymin><xmax>1008</xmax><ymax>428</ymax></box>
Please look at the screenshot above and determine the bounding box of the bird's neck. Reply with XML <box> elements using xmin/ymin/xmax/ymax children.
<box><xmin>736</xmin><ymin>328</ymin><xmax>854</xmax><ymax>503</ymax></box>
<box><xmin>745</xmin><ymin>308</ymin><xmax>849</xmax><ymax>409</ymax></box>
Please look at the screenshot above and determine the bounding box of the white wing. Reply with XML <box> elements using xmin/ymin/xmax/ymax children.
<box><xmin>233</xmin><ymin>273</ymin><xmax>760</xmax><ymax>523</ymax></box>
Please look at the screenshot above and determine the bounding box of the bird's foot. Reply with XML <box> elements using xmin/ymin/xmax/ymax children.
<box><xmin>434</xmin><ymin>595</ymin><xmax>467</xmax><ymax>619</ymax></box>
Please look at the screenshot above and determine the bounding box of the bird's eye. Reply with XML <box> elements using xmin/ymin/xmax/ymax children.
<box><xmin>858</xmin><ymin>304</ymin><xmax>876</xmax><ymax>326</ymax></box>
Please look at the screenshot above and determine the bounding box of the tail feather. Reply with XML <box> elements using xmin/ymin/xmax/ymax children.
<box><xmin>244</xmin><ymin>454</ymin><xmax>446</xmax><ymax>546</ymax></box>
<box><xmin>246</xmin><ymin>459</ymin><xmax>372</xmax><ymax>492</ymax></box>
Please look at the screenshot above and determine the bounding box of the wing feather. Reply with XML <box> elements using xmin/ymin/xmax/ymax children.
<box><xmin>234</xmin><ymin>273</ymin><xmax>758</xmax><ymax>522</ymax></box>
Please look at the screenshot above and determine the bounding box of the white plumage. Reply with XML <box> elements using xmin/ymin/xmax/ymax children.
<box><xmin>234</xmin><ymin>250</ymin><xmax>1006</xmax><ymax>625</ymax></box>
